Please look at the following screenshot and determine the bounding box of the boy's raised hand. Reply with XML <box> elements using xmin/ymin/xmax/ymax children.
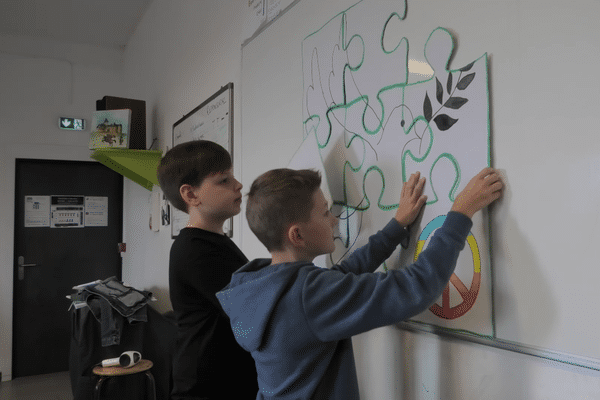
<box><xmin>451</xmin><ymin>167</ymin><xmax>503</xmax><ymax>219</ymax></box>
<box><xmin>395</xmin><ymin>172</ymin><xmax>428</xmax><ymax>226</ymax></box>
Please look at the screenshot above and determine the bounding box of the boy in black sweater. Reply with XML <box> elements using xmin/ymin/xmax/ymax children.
<box><xmin>157</xmin><ymin>140</ymin><xmax>258</xmax><ymax>400</ymax></box>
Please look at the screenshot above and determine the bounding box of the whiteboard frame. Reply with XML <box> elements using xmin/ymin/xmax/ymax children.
<box><xmin>171</xmin><ymin>83</ymin><xmax>234</xmax><ymax>238</ymax></box>
<box><xmin>397</xmin><ymin>321</ymin><xmax>600</xmax><ymax>372</ymax></box>
<box><xmin>238</xmin><ymin>0</ymin><xmax>600</xmax><ymax>371</ymax></box>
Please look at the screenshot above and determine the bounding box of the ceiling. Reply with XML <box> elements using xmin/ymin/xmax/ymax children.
<box><xmin>0</xmin><ymin>0</ymin><xmax>154</xmax><ymax>50</ymax></box>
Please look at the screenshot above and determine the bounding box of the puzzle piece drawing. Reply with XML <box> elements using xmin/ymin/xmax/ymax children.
<box><xmin>293</xmin><ymin>0</ymin><xmax>492</xmax><ymax>336</ymax></box>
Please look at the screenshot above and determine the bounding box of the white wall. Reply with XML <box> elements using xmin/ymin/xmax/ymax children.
<box><xmin>2</xmin><ymin>0</ymin><xmax>600</xmax><ymax>397</ymax></box>
<box><xmin>0</xmin><ymin>38</ymin><xmax>125</xmax><ymax>380</ymax></box>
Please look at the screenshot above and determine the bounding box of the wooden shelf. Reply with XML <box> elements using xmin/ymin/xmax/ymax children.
<box><xmin>91</xmin><ymin>149</ymin><xmax>162</xmax><ymax>191</ymax></box>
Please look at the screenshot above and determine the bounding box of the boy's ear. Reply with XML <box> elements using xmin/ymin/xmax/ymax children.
<box><xmin>180</xmin><ymin>184</ymin><xmax>201</xmax><ymax>207</ymax></box>
<box><xmin>287</xmin><ymin>224</ymin><xmax>305</xmax><ymax>248</ymax></box>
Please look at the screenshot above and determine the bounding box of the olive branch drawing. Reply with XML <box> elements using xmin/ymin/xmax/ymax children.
<box><xmin>423</xmin><ymin>61</ymin><xmax>475</xmax><ymax>131</ymax></box>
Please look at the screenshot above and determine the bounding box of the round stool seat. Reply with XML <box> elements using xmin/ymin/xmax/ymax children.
<box><xmin>93</xmin><ymin>359</ymin><xmax>153</xmax><ymax>376</ymax></box>
<box><xmin>93</xmin><ymin>359</ymin><xmax>156</xmax><ymax>400</ymax></box>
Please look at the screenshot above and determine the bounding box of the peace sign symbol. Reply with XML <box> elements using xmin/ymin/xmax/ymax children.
<box><xmin>414</xmin><ymin>216</ymin><xmax>481</xmax><ymax>320</ymax></box>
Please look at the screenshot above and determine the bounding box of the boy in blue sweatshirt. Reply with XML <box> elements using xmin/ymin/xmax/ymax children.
<box><xmin>217</xmin><ymin>167</ymin><xmax>502</xmax><ymax>399</ymax></box>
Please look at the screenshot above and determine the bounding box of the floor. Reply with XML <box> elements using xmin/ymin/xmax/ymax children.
<box><xmin>0</xmin><ymin>372</ymin><xmax>73</xmax><ymax>400</ymax></box>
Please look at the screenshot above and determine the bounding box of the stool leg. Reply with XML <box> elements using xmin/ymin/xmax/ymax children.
<box><xmin>144</xmin><ymin>371</ymin><xmax>157</xmax><ymax>400</ymax></box>
<box><xmin>94</xmin><ymin>376</ymin><xmax>108</xmax><ymax>400</ymax></box>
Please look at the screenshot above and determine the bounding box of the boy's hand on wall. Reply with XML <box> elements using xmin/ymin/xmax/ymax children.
<box><xmin>451</xmin><ymin>167</ymin><xmax>503</xmax><ymax>219</ymax></box>
<box><xmin>395</xmin><ymin>172</ymin><xmax>427</xmax><ymax>227</ymax></box>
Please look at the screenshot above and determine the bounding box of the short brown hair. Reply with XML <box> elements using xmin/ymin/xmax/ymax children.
<box><xmin>246</xmin><ymin>168</ymin><xmax>321</xmax><ymax>251</ymax></box>
<box><xmin>157</xmin><ymin>140</ymin><xmax>232</xmax><ymax>212</ymax></box>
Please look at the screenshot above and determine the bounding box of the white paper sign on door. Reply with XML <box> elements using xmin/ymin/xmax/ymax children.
<box><xmin>85</xmin><ymin>196</ymin><xmax>109</xmax><ymax>227</ymax></box>
<box><xmin>24</xmin><ymin>196</ymin><xmax>50</xmax><ymax>227</ymax></box>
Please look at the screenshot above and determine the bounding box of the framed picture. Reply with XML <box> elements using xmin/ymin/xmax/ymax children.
<box><xmin>89</xmin><ymin>109</ymin><xmax>131</xmax><ymax>149</ymax></box>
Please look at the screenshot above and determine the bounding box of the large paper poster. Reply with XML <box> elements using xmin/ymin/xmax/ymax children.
<box><xmin>293</xmin><ymin>0</ymin><xmax>492</xmax><ymax>335</ymax></box>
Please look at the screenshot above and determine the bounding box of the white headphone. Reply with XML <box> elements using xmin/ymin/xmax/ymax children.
<box><xmin>101</xmin><ymin>351</ymin><xmax>142</xmax><ymax>368</ymax></box>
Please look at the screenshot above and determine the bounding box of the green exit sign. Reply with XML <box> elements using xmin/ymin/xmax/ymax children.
<box><xmin>59</xmin><ymin>117</ymin><xmax>85</xmax><ymax>131</ymax></box>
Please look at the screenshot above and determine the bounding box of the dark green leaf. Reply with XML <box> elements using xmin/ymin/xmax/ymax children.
<box><xmin>460</xmin><ymin>61</ymin><xmax>474</xmax><ymax>72</ymax></box>
<box><xmin>444</xmin><ymin>96</ymin><xmax>468</xmax><ymax>109</ymax></box>
<box><xmin>433</xmin><ymin>114</ymin><xmax>458</xmax><ymax>131</ymax></box>
<box><xmin>436</xmin><ymin>78</ymin><xmax>443</xmax><ymax>104</ymax></box>
<box><xmin>423</xmin><ymin>92</ymin><xmax>432</xmax><ymax>122</ymax></box>
<box><xmin>457</xmin><ymin>73</ymin><xmax>475</xmax><ymax>90</ymax></box>
<box><xmin>446</xmin><ymin>73</ymin><xmax>453</xmax><ymax>94</ymax></box>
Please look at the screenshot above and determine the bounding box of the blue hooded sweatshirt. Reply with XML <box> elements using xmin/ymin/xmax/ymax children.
<box><xmin>217</xmin><ymin>212</ymin><xmax>472</xmax><ymax>400</ymax></box>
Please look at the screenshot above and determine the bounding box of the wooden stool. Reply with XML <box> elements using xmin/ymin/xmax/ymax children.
<box><xmin>92</xmin><ymin>359</ymin><xmax>156</xmax><ymax>400</ymax></box>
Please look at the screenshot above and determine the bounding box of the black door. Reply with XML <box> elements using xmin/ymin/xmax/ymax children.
<box><xmin>13</xmin><ymin>159</ymin><xmax>123</xmax><ymax>377</ymax></box>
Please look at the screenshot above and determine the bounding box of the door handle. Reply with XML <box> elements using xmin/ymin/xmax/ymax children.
<box><xmin>18</xmin><ymin>256</ymin><xmax>37</xmax><ymax>280</ymax></box>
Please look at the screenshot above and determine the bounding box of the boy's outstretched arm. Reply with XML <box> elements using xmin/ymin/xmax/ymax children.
<box><xmin>395</xmin><ymin>172</ymin><xmax>428</xmax><ymax>226</ymax></box>
<box><xmin>451</xmin><ymin>167</ymin><xmax>503</xmax><ymax>218</ymax></box>
<box><xmin>334</xmin><ymin>172</ymin><xmax>427</xmax><ymax>273</ymax></box>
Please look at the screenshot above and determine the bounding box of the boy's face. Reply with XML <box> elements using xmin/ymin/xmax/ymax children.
<box><xmin>299</xmin><ymin>188</ymin><xmax>338</xmax><ymax>257</ymax></box>
<box><xmin>193</xmin><ymin>168</ymin><xmax>243</xmax><ymax>220</ymax></box>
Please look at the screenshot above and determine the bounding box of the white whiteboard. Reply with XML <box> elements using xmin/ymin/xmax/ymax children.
<box><xmin>171</xmin><ymin>83</ymin><xmax>234</xmax><ymax>237</ymax></box>
<box><xmin>240</xmin><ymin>0</ymin><xmax>600</xmax><ymax>366</ymax></box>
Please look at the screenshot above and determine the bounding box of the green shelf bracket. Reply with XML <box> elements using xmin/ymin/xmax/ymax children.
<box><xmin>91</xmin><ymin>149</ymin><xmax>163</xmax><ymax>191</ymax></box>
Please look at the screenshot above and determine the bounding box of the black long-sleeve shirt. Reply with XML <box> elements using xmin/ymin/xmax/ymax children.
<box><xmin>169</xmin><ymin>227</ymin><xmax>258</xmax><ymax>400</ymax></box>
